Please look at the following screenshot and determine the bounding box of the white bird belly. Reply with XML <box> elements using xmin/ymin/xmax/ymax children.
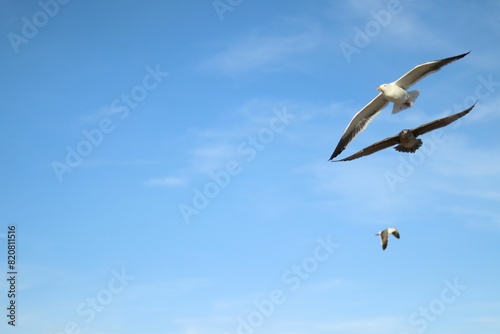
<box><xmin>382</xmin><ymin>85</ymin><xmax>408</xmax><ymax>104</ymax></box>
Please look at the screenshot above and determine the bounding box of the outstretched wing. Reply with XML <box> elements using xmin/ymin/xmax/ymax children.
<box><xmin>333</xmin><ymin>133</ymin><xmax>401</xmax><ymax>162</ymax></box>
<box><xmin>329</xmin><ymin>94</ymin><xmax>388</xmax><ymax>160</ymax></box>
<box><xmin>390</xmin><ymin>229</ymin><xmax>400</xmax><ymax>239</ymax></box>
<box><xmin>380</xmin><ymin>230</ymin><xmax>388</xmax><ymax>250</ymax></box>
<box><xmin>393</xmin><ymin>51</ymin><xmax>470</xmax><ymax>90</ymax></box>
<box><xmin>412</xmin><ymin>102</ymin><xmax>476</xmax><ymax>138</ymax></box>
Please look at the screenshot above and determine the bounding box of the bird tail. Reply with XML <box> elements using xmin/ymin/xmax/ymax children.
<box><xmin>394</xmin><ymin>139</ymin><xmax>423</xmax><ymax>153</ymax></box>
<box><xmin>391</xmin><ymin>90</ymin><xmax>420</xmax><ymax>114</ymax></box>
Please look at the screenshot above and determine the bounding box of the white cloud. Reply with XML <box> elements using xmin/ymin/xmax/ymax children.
<box><xmin>447</xmin><ymin>205</ymin><xmax>500</xmax><ymax>230</ymax></box>
<box><xmin>471</xmin><ymin>316</ymin><xmax>500</xmax><ymax>328</ymax></box>
<box><xmin>124</xmin><ymin>277</ymin><xmax>217</xmax><ymax>304</ymax></box>
<box><xmin>173</xmin><ymin>315</ymin><xmax>237</xmax><ymax>334</ymax></box>
<box><xmin>184</xmin><ymin>100</ymin><xmax>301</xmax><ymax>174</ymax></box>
<box><xmin>81</xmin><ymin>159</ymin><xmax>155</xmax><ymax>168</ymax></box>
<box><xmin>188</xmin><ymin>143</ymin><xmax>236</xmax><ymax>174</ymax></box>
<box><xmin>316</xmin><ymin>316</ymin><xmax>405</xmax><ymax>333</ymax></box>
<box><xmin>336</xmin><ymin>1</ymin><xmax>470</xmax><ymax>60</ymax></box>
<box><xmin>294</xmin><ymin>157</ymin><xmax>413</xmax><ymax>222</ymax></box>
<box><xmin>381</xmin><ymin>14</ymin><xmax>455</xmax><ymax>51</ymax></box>
<box><xmin>142</xmin><ymin>176</ymin><xmax>186</xmax><ymax>187</ymax></box>
<box><xmin>427</xmin><ymin>141</ymin><xmax>500</xmax><ymax>178</ymax></box>
<box><xmin>467</xmin><ymin>95</ymin><xmax>500</xmax><ymax>122</ymax></box>
<box><xmin>302</xmin><ymin>278</ymin><xmax>347</xmax><ymax>293</ymax></box>
<box><xmin>201</xmin><ymin>28</ymin><xmax>322</xmax><ymax>74</ymax></box>
<box><xmin>78</xmin><ymin>105</ymin><xmax>121</xmax><ymax>124</ymax></box>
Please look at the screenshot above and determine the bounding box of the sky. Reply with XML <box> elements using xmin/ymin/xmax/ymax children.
<box><xmin>1</xmin><ymin>0</ymin><xmax>500</xmax><ymax>333</ymax></box>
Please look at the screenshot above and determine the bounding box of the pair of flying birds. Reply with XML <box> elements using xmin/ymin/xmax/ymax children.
<box><xmin>330</xmin><ymin>51</ymin><xmax>474</xmax><ymax>162</ymax></box>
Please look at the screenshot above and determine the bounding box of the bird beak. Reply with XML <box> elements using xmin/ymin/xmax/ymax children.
<box><xmin>377</xmin><ymin>86</ymin><xmax>382</xmax><ymax>91</ymax></box>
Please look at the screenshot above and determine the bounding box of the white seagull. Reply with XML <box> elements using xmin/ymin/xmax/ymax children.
<box><xmin>376</xmin><ymin>228</ymin><xmax>400</xmax><ymax>251</ymax></box>
<box><xmin>329</xmin><ymin>51</ymin><xmax>470</xmax><ymax>160</ymax></box>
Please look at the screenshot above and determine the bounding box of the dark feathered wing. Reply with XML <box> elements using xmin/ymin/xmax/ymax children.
<box><xmin>333</xmin><ymin>134</ymin><xmax>401</xmax><ymax>162</ymax></box>
<box><xmin>380</xmin><ymin>230</ymin><xmax>388</xmax><ymax>250</ymax></box>
<box><xmin>412</xmin><ymin>102</ymin><xmax>476</xmax><ymax>138</ymax></box>
<box><xmin>329</xmin><ymin>94</ymin><xmax>388</xmax><ymax>160</ymax></box>
<box><xmin>394</xmin><ymin>51</ymin><xmax>470</xmax><ymax>89</ymax></box>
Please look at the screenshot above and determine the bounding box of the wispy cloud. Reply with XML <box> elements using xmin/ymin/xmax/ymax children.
<box><xmin>200</xmin><ymin>28</ymin><xmax>322</xmax><ymax>74</ymax></box>
<box><xmin>302</xmin><ymin>278</ymin><xmax>347</xmax><ymax>293</ymax></box>
<box><xmin>80</xmin><ymin>159</ymin><xmax>156</xmax><ymax>168</ymax></box>
<box><xmin>295</xmin><ymin>157</ymin><xmax>412</xmax><ymax>222</ymax></box>
<box><xmin>78</xmin><ymin>105</ymin><xmax>121</xmax><ymax>124</ymax></box>
<box><xmin>467</xmin><ymin>95</ymin><xmax>500</xmax><ymax>122</ymax></box>
<box><xmin>380</xmin><ymin>13</ymin><xmax>455</xmax><ymax>51</ymax></box>
<box><xmin>150</xmin><ymin>99</ymin><xmax>300</xmax><ymax>186</ymax></box>
<box><xmin>142</xmin><ymin>176</ymin><xmax>186</xmax><ymax>187</ymax></box>
<box><xmin>124</xmin><ymin>277</ymin><xmax>216</xmax><ymax>303</ymax></box>
<box><xmin>336</xmin><ymin>0</ymin><xmax>463</xmax><ymax>56</ymax></box>
<box><xmin>447</xmin><ymin>205</ymin><xmax>500</xmax><ymax>230</ymax></box>
<box><xmin>426</xmin><ymin>141</ymin><xmax>500</xmax><ymax>178</ymax></box>
<box><xmin>174</xmin><ymin>315</ymin><xmax>234</xmax><ymax>334</ymax></box>
<box><xmin>471</xmin><ymin>315</ymin><xmax>500</xmax><ymax>328</ymax></box>
<box><xmin>188</xmin><ymin>143</ymin><xmax>236</xmax><ymax>174</ymax></box>
<box><xmin>316</xmin><ymin>316</ymin><xmax>405</xmax><ymax>333</ymax></box>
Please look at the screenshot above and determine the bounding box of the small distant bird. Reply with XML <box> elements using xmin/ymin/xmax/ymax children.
<box><xmin>329</xmin><ymin>51</ymin><xmax>470</xmax><ymax>160</ymax></box>
<box><xmin>376</xmin><ymin>228</ymin><xmax>400</xmax><ymax>251</ymax></box>
<box><xmin>333</xmin><ymin>103</ymin><xmax>476</xmax><ymax>162</ymax></box>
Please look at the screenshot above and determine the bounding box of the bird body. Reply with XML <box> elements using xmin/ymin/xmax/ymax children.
<box><xmin>394</xmin><ymin>129</ymin><xmax>423</xmax><ymax>153</ymax></box>
<box><xmin>377</xmin><ymin>84</ymin><xmax>420</xmax><ymax>113</ymax></box>
<box><xmin>376</xmin><ymin>228</ymin><xmax>400</xmax><ymax>250</ymax></box>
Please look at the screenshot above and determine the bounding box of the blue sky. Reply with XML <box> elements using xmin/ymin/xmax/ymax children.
<box><xmin>1</xmin><ymin>0</ymin><xmax>500</xmax><ymax>333</ymax></box>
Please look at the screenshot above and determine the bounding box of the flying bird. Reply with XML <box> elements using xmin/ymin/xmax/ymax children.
<box><xmin>376</xmin><ymin>228</ymin><xmax>400</xmax><ymax>251</ymax></box>
<box><xmin>333</xmin><ymin>103</ymin><xmax>475</xmax><ymax>162</ymax></box>
<box><xmin>329</xmin><ymin>51</ymin><xmax>470</xmax><ymax>160</ymax></box>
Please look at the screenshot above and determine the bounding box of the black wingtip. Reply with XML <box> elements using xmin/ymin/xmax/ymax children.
<box><xmin>329</xmin><ymin>135</ymin><xmax>351</xmax><ymax>160</ymax></box>
<box><xmin>452</xmin><ymin>51</ymin><xmax>470</xmax><ymax>63</ymax></box>
<box><xmin>330</xmin><ymin>156</ymin><xmax>351</xmax><ymax>162</ymax></box>
<box><xmin>441</xmin><ymin>51</ymin><xmax>470</xmax><ymax>63</ymax></box>
<box><xmin>329</xmin><ymin>148</ymin><xmax>343</xmax><ymax>161</ymax></box>
<box><xmin>455</xmin><ymin>51</ymin><xmax>471</xmax><ymax>59</ymax></box>
<box><xmin>464</xmin><ymin>100</ymin><xmax>478</xmax><ymax>113</ymax></box>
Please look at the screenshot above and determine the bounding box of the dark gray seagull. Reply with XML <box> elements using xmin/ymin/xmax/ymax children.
<box><xmin>333</xmin><ymin>103</ymin><xmax>476</xmax><ymax>162</ymax></box>
<box><xmin>376</xmin><ymin>228</ymin><xmax>400</xmax><ymax>251</ymax></box>
<box><xmin>329</xmin><ymin>51</ymin><xmax>470</xmax><ymax>160</ymax></box>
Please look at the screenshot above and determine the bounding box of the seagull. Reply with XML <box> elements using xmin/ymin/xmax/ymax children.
<box><xmin>329</xmin><ymin>51</ymin><xmax>470</xmax><ymax>160</ymax></box>
<box><xmin>333</xmin><ymin>102</ymin><xmax>476</xmax><ymax>162</ymax></box>
<box><xmin>376</xmin><ymin>228</ymin><xmax>400</xmax><ymax>251</ymax></box>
